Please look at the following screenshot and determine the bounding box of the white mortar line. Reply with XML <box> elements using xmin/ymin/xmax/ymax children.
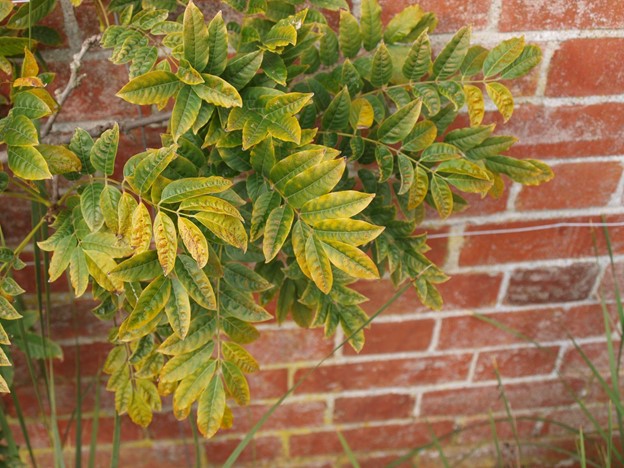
<box><xmin>443</xmin><ymin>224</ymin><xmax>465</xmax><ymax>271</ymax></box>
<box><xmin>485</xmin><ymin>0</ymin><xmax>503</xmax><ymax>32</ymax></box>
<box><xmin>413</xmin><ymin>392</ymin><xmax>422</xmax><ymax>418</ymax></box>
<box><xmin>505</xmin><ymin>182</ymin><xmax>522</xmax><ymax>212</ymax></box>
<box><xmin>534</xmin><ymin>41</ymin><xmax>558</xmax><ymax>97</ymax></box>
<box><xmin>466</xmin><ymin>352</ymin><xmax>480</xmax><ymax>383</ymax></box>
<box><xmin>495</xmin><ymin>270</ymin><xmax>512</xmax><ymax>307</ymax></box>
<box><xmin>427</xmin><ymin>318</ymin><xmax>442</xmax><ymax>352</ymax></box>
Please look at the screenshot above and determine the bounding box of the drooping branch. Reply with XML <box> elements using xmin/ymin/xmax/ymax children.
<box><xmin>40</xmin><ymin>34</ymin><xmax>102</xmax><ymax>139</ymax></box>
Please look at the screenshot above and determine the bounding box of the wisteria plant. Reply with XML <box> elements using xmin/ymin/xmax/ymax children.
<box><xmin>0</xmin><ymin>0</ymin><xmax>552</xmax><ymax>450</ymax></box>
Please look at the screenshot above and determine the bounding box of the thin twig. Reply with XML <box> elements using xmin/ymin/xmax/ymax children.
<box><xmin>41</xmin><ymin>34</ymin><xmax>102</xmax><ymax>139</ymax></box>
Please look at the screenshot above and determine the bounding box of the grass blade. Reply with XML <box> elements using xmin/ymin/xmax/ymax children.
<box><xmin>337</xmin><ymin>432</ymin><xmax>361</xmax><ymax>468</ymax></box>
<box><xmin>488</xmin><ymin>410</ymin><xmax>503</xmax><ymax>467</ymax></box>
<box><xmin>111</xmin><ymin>413</ymin><xmax>121</xmax><ymax>468</ymax></box>
<box><xmin>88</xmin><ymin>374</ymin><xmax>101</xmax><ymax>468</ymax></box>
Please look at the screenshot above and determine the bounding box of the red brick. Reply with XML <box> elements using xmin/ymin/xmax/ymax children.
<box><xmin>421</xmin><ymin>379</ymin><xmax>587</xmax><ymax>416</ymax></box>
<box><xmin>205</xmin><ymin>435</ymin><xmax>284</xmax><ymax>463</ymax></box>
<box><xmin>294</xmin><ymin>354</ymin><xmax>472</xmax><ymax>394</ymax></box>
<box><xmin>352</xmin><ymin>273</ymin><xmax>502</xmax><ymax>315</ymax></box>
<box><xmin>48</xmin><ymin>299</ymin><xmax>111</xmax><ymax>342</ymax></box>
<box><xmin>517</xmin><ymin>161</ymin><xmax>622</xmax><ymax>211</ymax></box>
<box><xmin>344</xmin><ymin>319</ymin><xmax>435</xmax><ymax>356</ymax></box>
<box><xmin>500</xmin><ymin>0</ymin><xmax>624</xmax><ymax>31</ymax></box>
<box><xmin>498</xmin><ymin>103</ymin><xmax>624</xmax><ymax>159</ymax></box>
<box><xmin>560</xmin><ymin>341</ymin><xmax>618</xmax><ymax>376</ymax></box>
<box><xmin>54</xmin><ymin>341</ymin><xmax>111</xmax><ymax>379</ymax></box>
<box><xmin>437</xmin><ymin>304</ymin><xmax>610</xmax><ymax>349</ymax></box>
<box><xmin>380</xmin><ymin>0</ymin><xmax>491</xmax><ymax>33</ymax></box>
<box><xmin>454</xmin><ymin>416</ymin><xmax>541</xmax><ymax>444</ymax></box>
<box><xmin>459</xmin><ymin>215</ymin><xmax>624</xmax><ymax>266</ymax></box>
<box><xmin>0</xmin><ymin>199</ymin><xmax>33</xmax><ymax>246</ymax></box>
<box><xmin>546</xmin><ymin>39</ymin><xmax>624</xmax><ymax>97</ymax></box>
<box><xmin>246</xmin><ymin>328</ymin><xmax>334</xmax><ymax>365</ymax></box>
<box><xmin>59</xmin><ymin>414</ymin><xmax>145</xmax><ymax>446</ymax></box>
<box><xmin>597</xmin><ymin>262</ymin><xmax>624</xmax><ymax>301</ymax></box>
<box><xmin>228</xmin><ymin>401</ymin><xmax>326</xmax><ymax>433</ymax></box>
<box><xmin>473</xmin><ymin>346</ymin><xmax>560</xmax><ymax>381</ymax></box>
<box><xmin>334</xmin><ymin>393</ymin><xmax>415</xmax><ymax>423</ymax></box>
<box><xmin>542</xmin><ymin>404</ymin><xmax>616</xmax><ymax>436</ymax></box>
<box><xmin>456</xmin><ymin>183</ymin><xmax>511</xmax><ymax>218</ymax></box>
<box><xmin>505</xmin><ymin>263</ymin><xmax>599</xmax><ymax>305</ymax></box>
<box><xmin>289</xmin><ymin>421</ymin><xmax>454</xmax><ymax>457</ymax></box>
<box><xmin>247</xmin><ymin>369</ymin><xmax>288</xmax><ymax>400</ymax></box>
<box><xmin>48</xmin><ymin>59</ymin><xmax>141</xmax><ymax>122</ymax></box>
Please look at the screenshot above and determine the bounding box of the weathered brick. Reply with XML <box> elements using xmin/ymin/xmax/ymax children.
<box><xmin>459</xmin><ymin>215</ymin><xmax>624</xmax><ymax>266</ymax></box>
<box><xmin>498</xmin><ymin>103</ymin><xmax>624</xmax><ymax>159</ymax></box>
<box><xmin>437</xmin><ymin>304</ymin><xmax>609</xmax><ymax>350</ymax></box>
<box><xmin>505</xmin><ymin>263</ymin><xmax>599</xmax><ymax>305</ymax></box>
<box><xmin>352</xmin><ymin>273</ymin><xmax>502</xmax><ymax>315</ymax></box>
<box><xmin>500</xmin><ymin>0</ymin><xmax>624</xmax><ymax>31</ymax></box>
<box><xmin>246</xmin><ymin>328</ymin><xmax>334</xmax><ymax>365</ymax></box>
<box><xmin>294</xmin><ymin>355</ymin><xmax>472</xmax><ymax>394</ymax></box>
<box><xmin>546</xmin><ymin>39</ymin><xmax>624</xmax><ymax>97</ymax></box>
<box><xmin>516</xmin><ymin>161</ymin><xmax>622</xmax><ymax>211</ymax></box>
<box><xmin>204</xmin><ymin>435</ymin><xmax>284</xmax><ymax>463</ymax></box>
<box><xmin>343</xmin><ymin>319</ymin><xmax>435</xmax><ymax>356</ymax></box>
<box><xmin>247</xmin><ymin>369</ymin><xmax>289</xmax><ymax>400</ymax></box>
<box><xmin>421</xmin><ymin>379</ymin><xmax>587</xmax><ymax>416</ymax></box>
<box><xmin>289</xmin><ymin>421</ymin><xmax>454</xmax><ymax>457</ymax></box>
<box><xmin>560</xmin><ymin>341</ymin><xmax>618</xmax><ymax>376</ymax></box>
<box><xmin>334</xmin><ymin>393</ymin><xmax>415</xmax><ymax>423</ymax></box>
<box><xmin>473</xmin><ymin>346</ymin><xmax>560</xmax><ymax>381</ymax></box>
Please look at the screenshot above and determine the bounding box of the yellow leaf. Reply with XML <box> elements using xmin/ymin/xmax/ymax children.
<box><xmin>485</xmin><ymin>82</ymin><xmax>514</xmax><ymax>122</ymax></box>
<box><xmin>464</xmin><ymin>84</ymin><xmax>485</xmax><ymax>126</ymax></box>
<box><xmin>305</xmin><ymin>234</ymin><xmax>333</xmax><ymax>294</ymax></box>
<box><xmin>131</xmin><ymin>202</ymin><xmax>152</xmax><ymax>254</ymax></box>
<box><xmin>154</xmin><ymin>211</ymin><xmax>177</xmax><ymax>275</ymax></box>
<box><xmin>197</xmin><ymin>375</ymin><xmax>225</xmax><ymax>438</ymax></box>
<box><xmin>178</xmin><ymin>217</ymin><xmax>209</xmax><ymax>268</ymax></box>
<box><xmin>21</xmin><ymin>47</ymin><xmax>38</xmax><ymax>78</ymax></box>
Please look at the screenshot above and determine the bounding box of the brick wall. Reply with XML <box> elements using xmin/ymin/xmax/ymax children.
<box><xmin>1</xmin><ymin>0</ymin><xmax>624</xmax><ymax>466</ymax></box>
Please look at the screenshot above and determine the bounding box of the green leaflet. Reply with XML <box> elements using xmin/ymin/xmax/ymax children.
<box><xmin>402</xmin><ymin>120</ymin><xmax>437</xmax><ymax>152</ymax></box>
<box><xmin>377</xmin><ymin>99</ymin><xmax>422</xmax><ymax>144</ymax></box>
<box><xmin>300</xmin><ymin>191</ymin><xmax>374</xmax><ymax>225</ymax></box>
<box><xmin>179</xmin><ymin>196</ymin><xmax>242</xmax><ymax>220</ymax></box>
<box><xmin>194</xmin><ymin>74</ymin><xmax>243</xmax><ymax>108</ymax></box>
<box><xmin>313</xmin><ymin>219</ymin><xmax>384</xmax><ymax>246</ymax></box>
<box><xmin>81</xmin><ymin>232</ymin><xmax>133</xmax><ymax>258</ymax></box>
<box><xmin>432</xmin><ymin>26</ymin><xmax>470</xmax><ymax>80</ymax></box>
<box><xmin>263</xmin><ymin>205</ymin><xmax>294</xmax><ymax>262</ymax></box>
<box><xmin>173</xmin><ymin>359</ymin><xmax>217</xmax><ymax>412</ymax></box>
<box><xmin>222</xmin><ymin>342</ymin><xmax>259</xmax><ymax>373</ymax></box>
<box><xmin>384</xmin><ymin>5</ymin><xmax>423</xmax><ymax>43</ymax></box>
<box><xmin>397</xmin><ymin>153</ymin><xmax>414</xmax><ymax>195</ymax></box>
<box><xmin>305</xmin><ymin>234</ymin><xmax>333</xmax><ymax>294</ymax></box>
<box><xmin>339</xmin><ymin>11</ymin><xmax>361</xmax><ymax>58</ymax></box>
<box><xmin>160</xmin><ymin>177</ymin><xmax>232</xmax><ymax>204</ymax></box>
<box><xmin>48</xmin><ymin>234</ymin><xmax>77</xmax><ymax>282</ymax></box>
<box><xmin>402</xmin><ymin>31</ymin><xmax>431</xmax><ymax>81</ymax></box>
<box><xmin>360</xmin><ymin>0</ymin><xmax>382</xmax><ymax>51</ymax></box>
<box><xmin>85</xmin><ymin>250</ymin><xmax>124</xmax><ymax>292</ymax></box>
<box><xmin>99</xmin><ymin>185</ymin><xmax>121</xmax><ymax>232</ymax></box>
<box><xmin>1</xmin><ymin>114</ymin><xmax>38</xmax><ymax>145</ymax></box>
<box><xmin>206</xmin><ymin>11</ymin><xmax>228</xmax><ymax>75</ymax></box>
<box><xmin>116</xmin><ymin>71</ymin><xmax>181</xmax><ymax>105</ymax></box>
<box><xmin>483</xmin><ymin>36</ymin><xmax>525</xmax><ymax>78</ymax></box>
<box><xmin>132</xmin><ymin>145</ymin><xmax>177</xmax><ymax>195</ymax></box>
<box><xmin>220</xmin><ymin>285</ymin><xmax>272</xmax><ymax>322</ymax></box>
<box><xmin>370</xmin><ymin>43</ymin><xmax>392</xmax><ymax>87</ymax></box>
<box><xmin>90</xmin><ymin>123</ymin><xmax>119</xmax><ymax>176</ymax></box>
<box><xmin>430</xmin><ymin>175</ymin><xmax>453</xmax><ymax>219</ymax></box>
<box><xmin>175</xmin><ymin>254</ymin><xmax>217</xmax><ymax>310</ymax></box>
<box><xmin>7</xmin><ymin>145</ymin><xmax>51</xmax><ymax>180</ymax></box>
<box><xmin>81</xmin><ymin>182</ymin><xmax>105</xmax><ymax>231</ymax></box>
<box><xmin>195</xmin><ymin>212</ymin><xmax>248</xmax><ymax>251</ymax></box>
<box><xmin>250</xmin><ymin>191</ymin><xmax>281</xmax><ymax>241</ymax></box>
<box><xmin>269</xmin><ymin>148</ymin><xmax>326</xmax><ymax>192</ymax></box>
<box><xmin>500</xmin><ymin>44</ymin><xmax>542</xmax><ymax>79</ymax></box>
<box><xmin>222</xmin><ymin>51</ymin><xmax>263</xmax><ymax>90</ymax></box>
<box><xmin>197</xmin><ymin>375</ymin><xmax>226</xmax><ymax>438</ymax></box>
<box><xmin>223</xmin><ymin>263</ymin><xmax>272</xmax><ymax>292</ymax></box>
<box><xmin>322</xmin><ymin>87</ymin><xmax>351</xmax><ymax>131</ymax></box>
<box><xmin>182</xmin><ymin>1</ymin><xmax>209</xmax><ymax>71</ymax></box>
<box><xmin>171</xmin><ymin>86</ymin><xmax>202</xmax><ymax>140</ymax></box>
<box><xmin>122</xmin><ymin>275</ymin><xmax>171</xmax><ymax>333</ymax></box>
<box><xmin>69</xmin><ymin>127</ymin><xmax>95</xmax><ymax>174</ymax></box>
<box><xmin>321</xmin><ymin>240</ymin><xmax>379</xmax><ymax>280</ymax></box>
<box><xmin>111</xmin><ymin>250</ymin><xmax>162</xmax><ymax>282</ymax></box>
<box><xmin>153</xmin><ymin>211</ymin><xmax>177</xmax><ymax>275</ymax></box>
<box><xmin>158</xmin><ymin>316</ymin><xmax>215</xmax><ymax>355</ymax></box>
<box><xmin>283</xmin><ymin>159</ymin><xmax>346</xmax><ymax>209</ymax></box>
<box><xmin>160</xmin><ymin>343</ymin><xmax>214</xmax><ymax>383</ymax></box>
<box><xmin>221</xmin><ymin>361</ymin><xmax>250</xmax><ymax>406</ymax></box>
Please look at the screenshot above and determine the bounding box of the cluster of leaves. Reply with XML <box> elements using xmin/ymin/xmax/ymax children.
<box><xmin>0</xmin><ymin>0</ymin><xmax>553</xmax><ymax>439</ymax></box>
